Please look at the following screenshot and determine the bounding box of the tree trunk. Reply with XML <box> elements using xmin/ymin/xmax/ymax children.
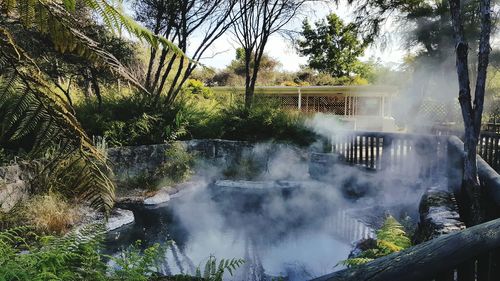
<box><xmin>90</xmin><ymin>68</ymin><xmax>102</xmax><ymax>112</ymax></box>
<box><xmin>448</xmin><ymin>0</ymin><xmax>491</xmax><ymax>225</ymax></box>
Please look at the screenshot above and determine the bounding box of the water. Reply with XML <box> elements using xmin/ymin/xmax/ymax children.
<box><xmin>105</xmin><ymin>182</ymin><xmax>373</xmax><ymax>281</ymax></box>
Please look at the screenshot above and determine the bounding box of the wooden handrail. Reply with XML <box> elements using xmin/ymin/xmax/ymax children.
<box><xmin>311</xmin><ymin>218</ymin><xmax>500</xmax><ymax>281</ymax></box>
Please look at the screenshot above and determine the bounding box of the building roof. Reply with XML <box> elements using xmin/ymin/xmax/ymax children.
<box><xmin>210</xmin><ymin>85</ymin><xmax>398</xmax><ymax>97</ymax></box>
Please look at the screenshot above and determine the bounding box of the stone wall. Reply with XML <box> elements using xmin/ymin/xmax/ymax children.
<box><xmin>107</xmin><ymin>139</ymin><xmax>255</xmax><ymax>184</ymax></box>
<box><xmin>0</xmin><ymin>164</ymin><xmax>31</xmax><ymax>212</ymax></box>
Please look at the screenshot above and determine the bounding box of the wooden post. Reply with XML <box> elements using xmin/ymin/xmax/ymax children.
<box><xmin>344</xmin><ymin>95</ymin><xmax>348</xmax><ymax>116</ymax></box>
<box><xmin>381</xmin><ymin>96</ymin><xmax>385</xmax><ymax>117</ymax></box>
<box><xmin>298</xmin><ymin>87</ymin><xmax>302</xmax><ymax>110</ymax></box>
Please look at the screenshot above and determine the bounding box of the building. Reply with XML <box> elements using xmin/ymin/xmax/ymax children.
<box><xmin>211</xmin><ymin>85</ymin><xmax>399</xmax><ymax>132</ymax></box>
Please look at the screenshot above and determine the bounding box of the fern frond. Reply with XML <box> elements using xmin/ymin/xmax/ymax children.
<box><xmin>339</xmin><ymin>257</ymin><xmax>374</xmax><ymax>267</ymax></box>
<box><xmin>377</xmin><ymin>239</ymin><xmax>404</xmax><ymax>252</ymax></box>
<box><xmin>0</xmin><ymin>28</ymin><xmax>115</xmax><ymax>212</ymax></box>
<box><xmin>376</xmin><ymin>216</ymin><xmax>412</xmax><ymax>250</ymax></box>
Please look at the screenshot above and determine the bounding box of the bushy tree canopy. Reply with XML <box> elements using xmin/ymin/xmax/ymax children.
<box><xmin>297</xmin><ymin>14</ymin><xmax>367</xmax><ymax>78</ymax></box>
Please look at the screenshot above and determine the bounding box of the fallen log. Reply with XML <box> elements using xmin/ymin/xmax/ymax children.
<box><xmin>311</xmin><ymin>217</ymin><xmax>500</xmax><ymax>281</ymax></box>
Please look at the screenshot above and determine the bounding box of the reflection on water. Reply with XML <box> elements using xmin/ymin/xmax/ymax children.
<box><xmin>105</xmin><ymin>183</ymin><xmax>373</xmax><ymax>281</ymax></box>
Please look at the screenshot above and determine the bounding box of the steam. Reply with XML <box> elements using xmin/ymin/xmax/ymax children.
<box><xmin>391</xmin><ymin>56</ymin><xmax>461</xmax><ymax>132</ymax></box>
<box><xmin>109</xmin><ymin>93</ymin><xmax>449</xmax><ymax>280</ymax></box>
<box><xmin>106</xmin><ymin>127</ymin><xmax>439</xmax><ymax>281</ymax></box>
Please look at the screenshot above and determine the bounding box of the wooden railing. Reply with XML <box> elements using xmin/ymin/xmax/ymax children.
<box><xmin>418</xmin><ymin>125</ymin><xmax>500</xmax><ymax>173</ymax></box>
<box><xmin>482</xmin><ymin>122</ymin><xmax>500</xmax><ymax>134</ymax></box>
<box><xmin>315</xmin><ymin>132</ymin><xmax>500</xmax><ymax>281</ymax></box>
<box><xmin>478</xmin><ymin>132</ymin><xmax>500</xmax><ymax>172</ymax></box>
<box><xmin>327</xmin><ymin>131</ymin><xmax>446</xmax><ymax>178</ymax></box>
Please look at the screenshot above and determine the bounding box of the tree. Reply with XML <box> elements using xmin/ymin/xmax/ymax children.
<box><xmin>133</xmin><ymin>0</ymin><xmax>238</xmax><ymax>106</ymax></box>
<box><xmin>448</xmin><ymin>0</ymin><xmax>492</xmax><ymax>224</ymax></box>
<box><xmin>0</xmin><ymin>0</ymin><xmax>184</xmax><ymax>211</ymax></box>
<box><xmin>343</xmin><ymin>0</ymin><xmax>494</xmax><ymax>224</ymax></box>
<box><xmin>297</xmin><ymin>14</ymin><xmax>367</xmax><ymax>78</ymax></box>
<box><xmin>230</xmin><ymin>0</ymin><xmax>308</xmax><ymax>109</ymax></box>
<box><xmin>229</xmin><ymin>48</ymin><xmax>280</xmax><ymax>84</ymax></box>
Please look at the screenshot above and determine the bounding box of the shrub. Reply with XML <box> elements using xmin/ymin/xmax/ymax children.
<box><xmin>216</xmin><ymin>102</ymin><xmax>317</xmax><ymax>146</ymax></box>
<box><xmin>75</xmin><ymin>85</ymin><xmax>317</xmax><ymax>147</ymax></box>
<box><xmin>153</xmin><ymin>143</ymin><xmax>195</xmax><ymax>187</ymax></box>
<box><xmin>0</xmin><ymin>226</ymin><xmax>164</xmax><ymax>281</ymax></box>
<box><xmin>0</xmin><ymin>226</ymin><xmax>243</xmax><ymax>281</ymax></box>
<box><xmin>109</xmin><ymin>241</ymin><xmax>165</xmax><ymax>281</ymax></box>
<box><xmin>75</xmin><ymin>95</ymin><xmax>186</xmax><ymax>147</ymax></box>
<box><xmin>22</xmin><ymin>192</ymin><xmax>81</xmax><ymax>235</ymax></box>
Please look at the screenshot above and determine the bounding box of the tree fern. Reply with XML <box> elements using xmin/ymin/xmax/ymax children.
<box><xmin>0</xmin><ymin>34</ymin><xmax>115</xmax><ymax>210</ymax></box>
<box><xmin>341</xmin><ymin>216</ymin><xmax>412</xmax><ymax>267</ymax></box>
<box><xmin>0</xmin><ymin>0</ymin><xmax>191</xmax><ymax>212</ymax></box>
<box><xmin>1</xmin><ymin>0</ymin><xmax>188</xmax><ymax>84</ymax></box>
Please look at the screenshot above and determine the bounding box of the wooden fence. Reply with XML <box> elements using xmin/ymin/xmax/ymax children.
<box><xmin>327</xmin><ymin>131</ymin><xmax>446</xmax><ymax>179</ymax></box>
<box><xmin>424</xmin><ymin>125</ymin><xmax>500</xmax><ymax>173</ymax></box>
<box><xmin>478</xmin><ymin>132</ymin><xmax>500</xmax><ymax>172</ymax></box>
<box><xmin>314</xmin><ymin>132</ymin><xmax>500</xmax><ymax>281</ymax></box>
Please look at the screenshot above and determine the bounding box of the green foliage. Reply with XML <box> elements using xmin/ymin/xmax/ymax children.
<box><xmin>153</xmin><ymin>143</ymin><xmax>195</xmax><ymax>186</ymax></box>
<box><xmin>216</xmin><ymin>101</ymin><xmax>317</xmax><ymax>146</ymax></box>
<box><xmin>0</xmin><ymin>226</ymin><xmax>243</xmax><ymax>281</ymax></box>
<box><xmin>109</xmin><ymin>241</ymin><xmax>165</xmax><ymax>281</ymax></box>
<box><xmin>297</xmin><ymin>13</ymin><xmax>367</xmax><ymax>79</ymax></box>
<box><xmin>0</xmin><ymin>225</ymin><xmax>108</xmax><ymax>281</ymax></box>
<box><xmin>341</xmin><ymin>216</ymin><xmax>412</xmax><ymax>267</ymax></box>
<box><xmin>223</xmin><ymin>155</ymin><xmax>261</xmax><ymax>180</ymax></box>
<box><xmin>195</xmin><ymin>256</ymin><xmax>245</xmax><ymax>281</ymax></box>
<box><xmin>76</xmin><ymin>85</ymin><xmax>316</xmax><ymax>147</ymax></box>
<box><xmin>75</xmin><ymin>94</ymin><xmax>188</xmax><ymax>147</ymax></box>
<box><xmin>0</xmin><ymin>226</ymin><xmax>165</xmax><ymax>281</ymax></box>
<box><xmin>182</xmin><ymin>79</ymin><xmax>214</xmax><ymax>99</ymax></box>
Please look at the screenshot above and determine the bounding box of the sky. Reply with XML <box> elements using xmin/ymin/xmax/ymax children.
<box><xmin>189</xmin><ymin>1</ymin><xmax>407</xmax><ymax>72</ymax></box>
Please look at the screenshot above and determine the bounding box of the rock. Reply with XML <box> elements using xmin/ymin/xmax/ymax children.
<box><xmin>106</xmin><ymin>208</ymin><xmax>134</xmax><ymax>231</ymax></box>
<box><xmin>414</xmin><ymin>187</ymin><xmax>466</xmax><ymax>243</ymax></box>
<box><xmin>144</xmin><ymin>187</ymin><xmax>171</xmax><ymax>205</ymax></box>
<box><xmin>213</xmin><ymin>179</ymin><xmax>324</xmax><ymax>190</ymax></box>
<box><xmin>348</xmin><ymin>238</ymin><xmax>378</xmax><ymax>259</ymax></box>
<box><xmin>0</xmin><ymin>164</ymin><xmax>32</xmax><ymax>212</ymax></box>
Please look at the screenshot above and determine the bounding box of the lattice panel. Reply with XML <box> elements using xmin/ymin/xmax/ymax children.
<box><xmin>280</xmin><ymin>96</ymin><xmax>299</xmax><ymax>111</ymax></box>
<box><xmin>418</xmin><ymin>100</ymin><xmax>461</xmax><ymax>123</ymax></box>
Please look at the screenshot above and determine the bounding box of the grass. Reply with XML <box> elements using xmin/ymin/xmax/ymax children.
<box><xmin>20</xmin><ymin>192</ymin><xmax>81</xmax><ymax>235</ymax></box>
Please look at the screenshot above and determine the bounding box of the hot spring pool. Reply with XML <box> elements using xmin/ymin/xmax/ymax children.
<box><xmin>105</xmin><ymin>181</ymin><xmax>374</xmax><ymax>281</ymax></box>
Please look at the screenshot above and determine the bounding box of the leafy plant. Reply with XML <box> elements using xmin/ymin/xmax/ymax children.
<box><xmin>0</xmin><ymin>0</ymin><xmax>189</xmax><ymax>212</ymax></box>
<box><xmin>341</xmin><ymin>216</ymin><xmax>412</xmax><ymax>267</ymax></box>
<box><xmin>109</xmin><ymin>241</ymin><xmax>166</xmax><ymax>281</ymax></box>
<box><xmin>153</xmin><ymin>143</ymin><xmax>195</xmax><ymax>186</ymax></box>
<box><xmin>0</xmin><ymin>225</ymin><xmax>174</xmax><ymax>281</ymax></box>
<box><xmin>0</xmin><ymin>225</ymin><xmax>108</xmax><ymax>281</ymax></box>
<box><xmin>195</xmin><ymin>256</ymin><xmax>245</xmax><ymax>281</ymax></box>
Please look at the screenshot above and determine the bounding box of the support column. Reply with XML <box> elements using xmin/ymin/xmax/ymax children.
<box><xmin>381</xmin><ymin>96</ymin><xmax>386</xmax><ymax>117</ymax></box>
<box><xmin>298</xmin><ymin>88</ymin><xmax>302</xmax><ymax>110</ymax></box>
<box><xmin>344</xmin><ymin>95</ymin><xmax>347</xmax><ymax>116</ymax></box>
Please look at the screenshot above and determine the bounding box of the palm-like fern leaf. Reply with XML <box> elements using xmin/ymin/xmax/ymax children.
<box><xmin>0</xmin><ymin>0</ymin><xmax>192</xmax><ymax>212</ymax></box>
<box><xmin>0</xmin><ymin>27</ymin><xmax>114</xmax><ymax>211</ymax></box>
